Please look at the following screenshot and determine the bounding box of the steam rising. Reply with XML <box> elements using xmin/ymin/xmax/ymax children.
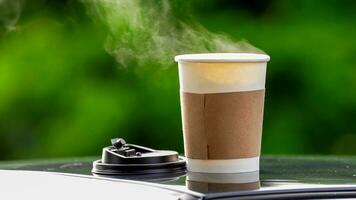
<box><xmin>84</xmin><ymin>0</ymin><xmax>263</xmax><ymax>67</ymax></box>
<box><xmin>0</xmin><ymin>0</ymin><xmax>23</xmax><ymax>31</ymax></box>
<box><xmin>0</xmin><ymin>0</ymin><xmax>263</xmax><ymax>65</ymax></box>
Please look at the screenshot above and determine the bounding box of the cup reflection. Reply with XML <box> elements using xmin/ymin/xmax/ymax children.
<box><xmin>186</xmin><ymin>171</ymin><xmax>260</xmax><ymax>193</ymax></box>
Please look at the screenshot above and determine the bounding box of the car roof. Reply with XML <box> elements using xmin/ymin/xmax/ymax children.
<box><xmin>2</xmin><ymin>156</ymin><xmax>356</xmax><ymax>199</ymax></box>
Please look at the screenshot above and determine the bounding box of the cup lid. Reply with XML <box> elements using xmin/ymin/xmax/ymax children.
<box><xmin>92</xmin><ymin>138</ymin><xmax>186</xmax><ymax>176</ymax></box>
<box><xmin>174</xmin><ymin>53</ymin><xmax>270</xmax><ymax>63</ymax></box>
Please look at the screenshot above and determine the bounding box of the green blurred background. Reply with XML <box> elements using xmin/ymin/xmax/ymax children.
<box><xmin>0</xmin><ymin>0</ymin><xmax>355</xmax><ymax>160</ymax></box>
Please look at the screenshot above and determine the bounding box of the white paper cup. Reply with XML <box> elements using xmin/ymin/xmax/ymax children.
<box><xmin>175</xmin><ymin>53</ymin><xmax>270</xmax><ymax>173</ymax></box>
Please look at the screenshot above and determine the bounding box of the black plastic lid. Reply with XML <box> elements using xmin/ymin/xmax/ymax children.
<box><xmin>92</xmin><ymin>138</ymin><xmax>186</xmax><ymax>176</ymax></box>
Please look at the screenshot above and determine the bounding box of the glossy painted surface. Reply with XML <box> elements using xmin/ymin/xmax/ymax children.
<box><xmin>1</xmin><ymin>156</ymin><xmax>356</xmax><ymax>198</ymax></box>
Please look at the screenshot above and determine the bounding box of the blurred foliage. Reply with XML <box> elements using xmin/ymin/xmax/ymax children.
<box><xmin>0</xmin><ymin>0</ymin><xmax>355</xmax><ymax>160</ymax></box>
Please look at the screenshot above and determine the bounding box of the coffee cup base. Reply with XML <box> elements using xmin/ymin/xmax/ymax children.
<box><xmin>186</xmin><ymin>157</ymin><xmax>259</xmax><ymax>173</ymax></box>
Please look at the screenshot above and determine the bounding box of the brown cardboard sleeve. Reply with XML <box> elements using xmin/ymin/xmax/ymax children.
<box><xmin>180</xmin><ymin>90</ymin><xmax>265</xmax><ymax>160</ymax></box>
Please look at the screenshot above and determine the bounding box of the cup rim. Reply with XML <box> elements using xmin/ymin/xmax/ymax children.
<box><xmin>174</xmin><ymin>53</ymin><xmax>270</xmax><ymax>63</ymax></box>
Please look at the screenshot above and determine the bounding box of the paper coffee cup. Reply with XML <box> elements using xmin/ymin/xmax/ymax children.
<box><xmin>186</xmin><ymin>171</ymin><xmax>260</xmax><ymax>193</ymax></box>
<box><xmin>175</xmin><ymin>53</ymin><xmax>270</xmax><ymax>173</ymax></box>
